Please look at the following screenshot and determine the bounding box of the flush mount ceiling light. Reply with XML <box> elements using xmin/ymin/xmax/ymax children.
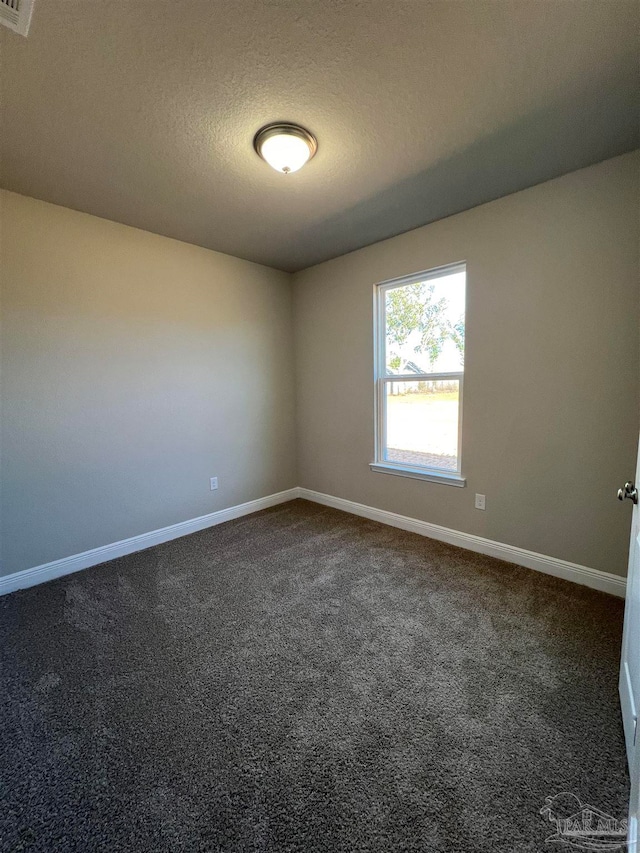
<box><xmin>253</xmin><ymin>123</ymin><xmax>317</xmax><ymax>174</ymax></box>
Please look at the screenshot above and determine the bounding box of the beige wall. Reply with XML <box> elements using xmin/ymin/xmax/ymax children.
<box><xmin>293</xmin><ymin>152</ymin><xmax>640</xmax><ymax>577</ymax></box>
<box><xmin>2</xmin><ymin>152</ymin><xmax>638</xmax><ymax>580</ymax></box>
<box><xmin>0</xmin><ymin>191</ymin><xmax>296</xmax><ymax>575</ymax></box>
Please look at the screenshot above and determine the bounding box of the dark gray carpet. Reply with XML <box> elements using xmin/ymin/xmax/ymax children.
<box><xmin>0</xmin><ymin>499</ymin><xmax>628</xmax><ymax>852</ymax></box>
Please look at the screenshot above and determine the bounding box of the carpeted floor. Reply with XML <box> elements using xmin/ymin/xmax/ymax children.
<box><xmin>0</xmin><ymin>499</ymin><xmax>629</xmax><ymax>852</ymax></box>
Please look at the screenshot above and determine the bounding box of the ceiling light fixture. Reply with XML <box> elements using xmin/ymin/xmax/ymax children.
<box><xmin>253</xmin><ymin>123</ymin><xmax>317</xmax><ymax>174</ymax></box>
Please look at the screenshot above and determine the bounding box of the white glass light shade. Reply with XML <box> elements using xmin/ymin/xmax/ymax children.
<box><xmin>260</xmin><ymin>133</ymin><xmax>310</xmax><ymax>173</ymax></box>
<box><xmin>254</xmin><ymin>124</ymin><xmax>317</xmax><ymax>174</ymax></box>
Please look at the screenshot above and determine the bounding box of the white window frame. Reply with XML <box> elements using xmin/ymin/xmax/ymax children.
<box><xmin>370</xmin><ymin>262</ymin><xmax>466</xmax><ymax>487</ymax></box>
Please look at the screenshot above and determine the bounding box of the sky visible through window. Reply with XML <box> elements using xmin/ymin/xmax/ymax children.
<box><xmin>381</xmin><ymin>268</ymin><xmax>465</xmax><ymax>473</ymax></box>
<box><xmin>385</xmin><ymin>270</ymin><xmax>465</xmax><ymax>375</ymax></box>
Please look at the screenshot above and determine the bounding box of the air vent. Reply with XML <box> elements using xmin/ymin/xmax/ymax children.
<box><xmin>0</xmin><ymin>0</ymin><xmax>34</xmax><ymax>36</ymax></box>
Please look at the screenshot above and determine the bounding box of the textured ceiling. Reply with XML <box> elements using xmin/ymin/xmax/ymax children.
<box><xmin>1</xmin><ymin>1</ymin><xmax>638</xmax><ymax>272</ymax></box>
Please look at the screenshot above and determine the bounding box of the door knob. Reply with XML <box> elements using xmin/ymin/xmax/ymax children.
<box><xmin>617</xmin><ymin>482</ymin><xmax>638</xmax><ymax>504</ymax></box>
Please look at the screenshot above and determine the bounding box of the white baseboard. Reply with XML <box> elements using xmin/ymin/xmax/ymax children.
<box><xmin>297</xmin><ymin>488</ymin><xmax>627</xmax><ymax>598</ymax></box>
<box><xmin>0</xmin><ymin>485</ymin><xmax>626</xmax><ymax>599</ymax></box>
<box><xmin>0</xmin><ymin>488</ymin><xmax>299</xmax><ymax>597</ymax></box>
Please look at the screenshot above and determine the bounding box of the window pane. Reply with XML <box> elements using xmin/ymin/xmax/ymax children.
<box><xmin>385</xmin><ymin>269</ymin><xmax>465</xmax><ymax>375</ymax></box>
<box><xmin>384</xmin><ymin>379</ymin><xmax>460</xmax><ymax>472</ymax></box>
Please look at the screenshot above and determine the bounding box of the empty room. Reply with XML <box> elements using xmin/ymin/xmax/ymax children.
<box><xmin>1</xmin><ymin>1</ymin><xmax>639</xmax><ymax>851</ymax></box>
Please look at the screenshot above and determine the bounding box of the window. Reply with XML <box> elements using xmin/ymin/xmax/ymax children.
<box><xmin>372</xmin><ymin>263</ymin><xmax>466</xmax><ymax>486</ymax></box>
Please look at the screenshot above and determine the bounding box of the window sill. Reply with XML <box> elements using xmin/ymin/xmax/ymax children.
<box><xmin>369</xmin><ymin>462</ymin><xmax>466</xmax><ymax>487</ymax></box>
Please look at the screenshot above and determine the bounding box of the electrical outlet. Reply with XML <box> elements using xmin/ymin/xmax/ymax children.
<box><xmin>475</xmin><ymin>493</ymin><xmax>486</xmax><ymax>510</ymax></box>
<box><xmin>210</xmin><ymin>477</ymin><xmax>218</xmax><ymax>491</ymax></box>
